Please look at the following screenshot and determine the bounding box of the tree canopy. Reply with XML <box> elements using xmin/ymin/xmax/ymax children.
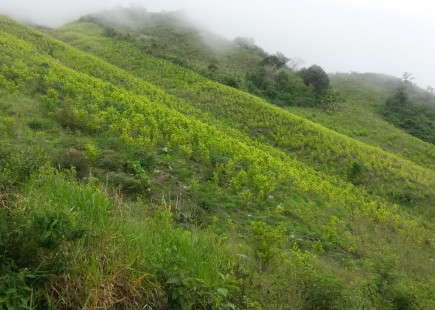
<box><xmin>299</xmin><ymin>65</ymin><xmax>330</xmax><ymax>94</ymax></box>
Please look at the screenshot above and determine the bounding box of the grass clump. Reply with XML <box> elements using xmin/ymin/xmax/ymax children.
<box><xmin>0</xmin><ymin>169</ymin><xmax>239</xmax><ymax>309</ymax></box>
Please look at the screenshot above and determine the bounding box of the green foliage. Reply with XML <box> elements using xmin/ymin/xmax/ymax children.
<box><xmin>299</xmin><ymin>65</ymin><xmax>330</xmax><ymax>95</ymax></box>
<box><xmin>41</xmin><ymin>88</ymin><xmax>58</xmax><ymax>111</ymax></box>
<box><xmin>384</xmin><ymin>85</ymin><xmax>435</xmax><ymax>144</ymax></box>
<box><xmin>348</xmin><ymin>161</ymin><xmax>365</xmax><ymax>184</ymax></box>
<box><xmin>53</xmin><ymin>148</ymin><xmax>90</xmax><ymax>178</ymax></box>
<box><xmin>249</xmin><ymin>221</ymin><xmax>287</xmax><ymax>270</ymax></box>
<box><xmin>0</xmin><ymin>268</ymin><xmax>35</xmax><ymax>309</ymax></box>
<box><xmin>165</xmin><ymin>274</ymin><xmax>238</xmax><ymax>309</ymax></box>
<box><xmin>0</xmin><ymin>142</ymin><xmax>49</xmax><ymax>187</ymax></box>
<box><xmin>303</xmin><ymin>272</ymin><xmax>344</xmax><ymax>310</ymax></box>
<box><xmin>0</xmin><ymin>169</ymin><xmax>238</xmax><ymax>308</ymax></box>
<box><xmin>27</xmin><ymin>118</ymin><xmax>52</xmax><ymax>130</ymax></box>
<box><xmin>84</xmin><ymin>143</ymin><xmax>100</xmax><ymax>164</ymax></box>
<box><xmin>53</xmin><ymin>108</ymin><xmax>86</xmax><ymax>131</ymax></box>
<box><xmin>0</xmin><ymin>14</ymin><xmax>433</xmax><ymax>309</ymax></box>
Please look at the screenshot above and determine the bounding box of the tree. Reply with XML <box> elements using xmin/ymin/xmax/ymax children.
<box><xmin>299</xmin><ymin>65</ymin><xmax>329</xmax><ymax>94</ymax></box>
<box><xmin>386</xmin><ymin>85</ymin><xmax>408</xmax><ymax>109</ymax></box>
<box><xmin>233</xmin><ymin>37</ymin><xmax>255</xmax><ymax>48</ymax></box>
<box><xmin>261</xmin><ymin>53</ymin><xmax>289</xmax><ymax>69</ymax></box>
<box><xmin>402</xmin><ymin>72</ymin><xmax>415</xmax><ymax>82</ymax></box>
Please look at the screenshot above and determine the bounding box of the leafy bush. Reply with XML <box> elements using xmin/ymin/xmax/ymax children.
<box><xmin>165</xmin><ymin>274</ymin><xmax>238</xmax><ymax>309</ymax></box>
<box><xmin>302</xmin><ymin>273</ymin><xmax>345</xmax><ymax>310</ymax></box>
<box><xmin>28</xmin><ymin>118</ymin><xmax>52</xmax><ymax>130</ymax></box>
<box><xmin>249</xmin><ymin>221</ymin><xmax>287</xmax><ymax>270</ymax></box>
<box><xmin>53</xmin><ymin>148</ymin><xmax>90</xmax><ymax>178</ymax></box>
<box><xmin>84</xmin><ymin>143</ymin><xmax>101</xmax><ymax>165</ymax></box>
<box><xmin>348</xmin><ymin>161</ymin><xmax>365</xmax><ymax>184</ymax></box>
<box><xmin>106</xmin><ymin>171</ymin><xmax>143</xmax><ymax>193</ymax></box>
<box><xmin>53</xmin><ymin>108</ymin><xmax>86</xmax><ymax>131</ymax></box>
<box><xmin>97</xmin><ymin>149</ymin><xmax>125</xmax><ymax>171</ymax></box>
<box><xmin>0</xmin><ymin>143</ymin><xmax>48</xmax><ymax>187</ymax></box>
<box><xmin>41</xmin><ymin>88</ymin><xmax>59</xmax><ymax>112</ymax></box>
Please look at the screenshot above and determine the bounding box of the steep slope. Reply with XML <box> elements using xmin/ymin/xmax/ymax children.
<box><xmin>287</xmin><ymin>73</ymin><xmax>435</xmax><ymax>170</ymax></box>
<box><xmin>76</xmin><ymin>7</ymin><xmax>317</xmax><ymax>106</ymax></box>
<box><xmin>56</xmin><ymin>8</ymin><xmax>435</xmax><ymax>170</ymax></box>
<box><xmin>50</xmin><ymin>19</ymin><xmax>435</xmax><ymax>214</ymax></box>
<box><xmin>1</xmin><ymin>15</ymin><xmax>434</xmax><ymax>309</ymax></box>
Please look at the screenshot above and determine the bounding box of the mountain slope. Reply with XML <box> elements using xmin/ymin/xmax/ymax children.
<box><xmin>0</xmin><ymin>14</ymin><xmax>434</xmax><ymax>309</ymax></box>
<box><xmin>50</xmin><ymin>19</ymin><xmax>435</xmax><ymax>213</ymax></box>
<box><xmin>53</xmin><ymin>8</ymin><xmax>435</xmax><ymax>170</ymax></box>
<box><xmin>75</xmin><ymin>8</ymin><xmax>318</xmax><ymax>106</ymax></box>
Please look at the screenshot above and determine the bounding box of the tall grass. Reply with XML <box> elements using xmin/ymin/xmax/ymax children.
<box><xmin>0</xmin><ymin>169</ymin><xmax>238</xmax><ymax>309</ymax></box>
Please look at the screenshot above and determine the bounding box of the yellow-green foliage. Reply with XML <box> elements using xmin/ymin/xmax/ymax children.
<box><xmin>51</xmin><ymin>21</ymin><xmax>435</xmax><ymax>207</ymax></box>
<box><xmin>0</xmin><ymin>14</ymin><xmax>432</xmax><ymax>245</ymax></box>
<box><xmin>0</xmin><ymin>15</ymin><xmax>434</xmax><ymax>309</ymax></box>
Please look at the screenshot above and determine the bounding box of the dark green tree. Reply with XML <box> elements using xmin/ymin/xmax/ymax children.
<box><xmin>299</xmin><ymin>65</ymin><xmax>330</xmax><ymax>94</ymax></box>
<box><xmin>261</xmin><ymin>53</ymin><xmax>289</xmax><ymax>69</ymax></box>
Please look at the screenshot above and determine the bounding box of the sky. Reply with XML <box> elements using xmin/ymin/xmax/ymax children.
<box><xmin>0</xmin><ymin>0</ymin><xmax>434</xmax><ymax>88</ymax></box>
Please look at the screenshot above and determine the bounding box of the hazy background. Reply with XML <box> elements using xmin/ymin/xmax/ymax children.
<box><xmin>1</xmin><ymin>0</ymin><xmax>434</xmax><ymax>89</ymax></box>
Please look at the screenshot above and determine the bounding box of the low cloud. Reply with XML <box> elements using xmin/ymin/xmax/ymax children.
<box><xmin>0</xmin><ymin>0</ymin><xmax>433</xmax><ymax>88</ymax></box>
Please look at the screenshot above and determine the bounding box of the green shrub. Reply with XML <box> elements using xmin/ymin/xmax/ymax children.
<box><xmin>348</xmin><ymin>161</ymin><xmax>365</xmax><ymax>184</ymax></box>
<box><xmin>0</xmin><ymin>143</ymin><xmax>48</xmax><ymax>187</ymax></box>
<box><xmin>53</xmin><ymin>108</ymin><xmax>86</xmax><ymax>131</ymax></box>
<box><xmin>97</xmin><ymin>149</ymin><xmax>125</xmax><ymax>171</ymax></box>
<box><xmin>107</xmin><ymin>171</ymin><xmax>143</xmax><ymax>193</ymax></box>
<box><xmin>165</xmin><ymin>274</ymin><xmax>237</xmax><ymax>309</ymax></box>
<box><xmin>391</xmin><ymin>287</ymin><xmax>416</xmax><ymax>310</ymax></box>
<box><xmin>28</xmin><ymin>118</ymin><xmax>52</xmax><ymax>131</ymax></box>
<box><xmin>84</xmin><ymin>143</ymin><xmax>100</xmax><ymax>165</ymax></box>
<box><xmin>302</xmin><ymin>273</ymin><xmax>344</xmax><ymax>310</ymax></box>
<box><xmin>249</xmin><ymin>221</ymin><xmax>287</xmax><ymax>271</ymax></box>
<box><xmin>41</xmin><ymin>88</ymin><xmax>59</xmax><ymax>112</ymax></box>
<box><xmin>53</xmin><ymin>148</ymin><xmax>90</xmax><ymax>178</ymax></box>
<box><xmin>129</xmin><ymin>149</ymin><xmax>156</xmax><ymax>171</ymax></box>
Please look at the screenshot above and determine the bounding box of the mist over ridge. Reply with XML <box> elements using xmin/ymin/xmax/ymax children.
<box><xmin>0</xmin><ymin>0</ymin><xmax>434</xmax><ymax>88</ymax></box>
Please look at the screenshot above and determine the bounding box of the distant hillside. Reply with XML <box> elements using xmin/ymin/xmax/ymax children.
<box><xmin>75</xmin><ymin>7</ymin><xmax>320</xmax><ymax>107</ymax></box>
<box><xmin>1</xmin><ymin>11</ymin><xmax>434</xmax><ymax>309</ymax></box>
<box><xmin>332</xmin><ymin>73</ymin><xmax>435</xmax><ymax>144</ymax></box>
<box><xmin>286</xmin><ymin>73</ymin><xmax>435</xmax><ymax>170</ymax></box>
<box><xmin>62</xmin><ymin>7</ymin><xmax>435</xmax><ymax>154</ymax></box>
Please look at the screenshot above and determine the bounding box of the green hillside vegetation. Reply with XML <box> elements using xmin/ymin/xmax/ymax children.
<box><xmin>0</xmin><ymin>12</ymin><xmax>434</xmax><ymax>309</ymax></box>
<box><xmin>286</xmin><ymin>73</ymin><xmax>435</xmax><ymax>170</ymax></box>
<box><xmin>75</xmin><ymin>8</ymin><xmax>320</xmax><ymax>107</ymax></box>
<box><xmin>333</xmin><ymin>73</ymin><xmax>435</xmax><ymax>145</ymax></box>
<box><xmin>50</xmin><ymin>8</ymin><xmax>435</xmax><ymax>171</ymax></box>
<box><xmin>50</xmin><ymin>18</ymin><xmax>435</xmax><ymax>213</ymax></box>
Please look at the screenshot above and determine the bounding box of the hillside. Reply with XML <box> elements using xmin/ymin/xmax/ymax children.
<box><xmin>0</xmin><ymin>11</ymin><xmax>434</xmax><ymax>310</ymax></box>
<box><xmin>74</xmin><ymin>8</ymin><xmax>318</xmax><ymax>107</ymax></box>
<box><xmin>52</xmin><ymin>7</ymin><xmax>435</xmax><ymax>170</ymax></box>
<box><xmin>287</xmin><ymin>73</ymin><xmax>435</xmax><ymax>170</ymax></box>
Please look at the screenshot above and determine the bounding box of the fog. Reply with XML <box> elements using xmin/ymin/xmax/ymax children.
<box><xmin>0</xmin><ymin>0</ymin><xmax>434</xmax><ymax>88</ymax></box>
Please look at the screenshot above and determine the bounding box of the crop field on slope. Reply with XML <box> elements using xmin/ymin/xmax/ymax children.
<box><xmin>0</xmin><ymin>15</ymin><xmax>434</xmax><ymax>309</ymax></box>
<box><xmin>50</xmin><ymin>21</ymin><xmax>435</xmax><ymax>213</ymax></box>
<box><xmin>52</xmin><ymin>18</ymin><xmax>435</xmax><ymax>171</ymax></box>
